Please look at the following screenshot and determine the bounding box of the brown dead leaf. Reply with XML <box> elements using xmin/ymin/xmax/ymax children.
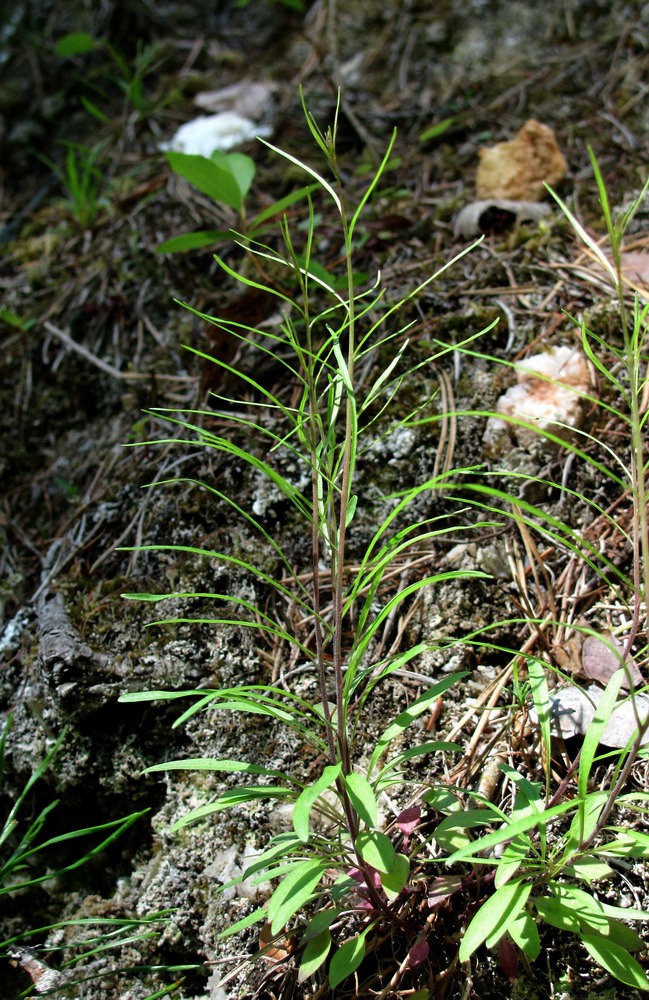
<box><xmin>258</xmin><ymin>921</ymin><xmax>295</xmax><ymax>963</ymax></box>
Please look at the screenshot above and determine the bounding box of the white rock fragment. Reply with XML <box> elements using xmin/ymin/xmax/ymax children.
<box><xmin>194</xmin><ymin>80</ymin><xmax>277</xmax><ymax>120</ymax></box>
<box><xmin>159</xmin><ymin>112</ymin><xmax>271</xmax><ymax>156</ymax></box>
<box><xmin>453</xmin><ymin>199</ymin><xmax>550</xmax><ymax>239</ymax></box>
<box><xmin>483</xmin><ymin>345</ymin><xmax>591</xmax><ymax>452</ymax></box>
<box><xmin>548</xmin><ymin>683</ymin><xmax>649</xmax><ymax>747</ymax></box>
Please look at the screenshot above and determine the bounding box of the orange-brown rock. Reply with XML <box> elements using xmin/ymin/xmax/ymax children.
<box><xmin>476</xmin><ymin>119</ymin><xmax>567</xmax><ymax>201</ymax></box>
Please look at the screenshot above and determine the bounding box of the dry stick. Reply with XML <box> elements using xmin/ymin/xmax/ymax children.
<box><xmin>44</xmin><ymin>321</ymin><xmax>133</xmax><ymax>380</ymax></box>
<box><xmin>43</xmin><ymin>321</ymin><xmax>189</xmax><ymax>383</ymax></box>
<box><xmin>446</xmin><ymin>627</ymin><xmax>552</xmax><ymax>784</ymax></box>
<box><xmin>372</xmin><ymin>907</ymin><xmax>438</xmax><ymax>1000</ymax></box>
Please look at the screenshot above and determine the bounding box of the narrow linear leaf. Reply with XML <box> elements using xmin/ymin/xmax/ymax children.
<box><xmin>446</xmin><ymin>798</ymin><xmax>578</xmax><ymax>863</ymax></box>
<box><xmin>376</xmin><ymin>741</ymin><xmax>461</xmax><ymax>787</ymax></box>
<box><xmin>250</xmin><ymin>183</ymin><xmax>318</xmax><ymax>229</ymax></box>
<box><xmin>578</xmin><ymin>670</ymin><xmax>626</xmax><ymax>800</ymax></box>
<box><xmin>143</xmin><ymin>758</ymin><xmax>292</xmax><ymax>781</ymax></box>
<box><xmin>157</xmin><ymin>231</ymin><xmax>229</xmax><ymax>253</ymax></box>
<box><xmin>172</xmin><ymin>786</ymin><xmax>293</xmax><ymax>831</ymax></box>
<box><xmin>368</xmin><ymin>673</ymin><xmax>467</xmax><ymax>775</ymax></box>
<box><xmin>218</xmin><ymin>906</ymin><xmax>267</xmax><ymax>939</ymax></box>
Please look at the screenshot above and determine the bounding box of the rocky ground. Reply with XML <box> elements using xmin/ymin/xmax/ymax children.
<box><xmin>1</xmin><ymin>1</ymin><xmax>649</xmax><ymax>998</ymax></box>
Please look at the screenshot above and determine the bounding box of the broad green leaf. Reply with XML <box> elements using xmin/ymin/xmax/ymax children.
<box><xmin>355</xmin><ymin>830</ymin><xmax>396</xmax><ymax>874</ymax></box>
<box><xmin>565</xmin><ymin>790</ymin><xmax>608</xmax><ymax>856</ymax></box>
<box><xmin>298</xmin><ymin>929</ymin><xmax>331</xmax><ymax>982</ymax></box>
<box><xmin>166</xmin><ymin>152</ymin><xmax>242</xmax><ymax>210</ymax></box>
<box><xmin>302</xmin><ymin>908</ymin><xmax>343</xmax><ymax>941</ymax></box>
<box><xmin>218</xmin><ymin>906</ymin><xmax>267</xmax><ymax>939</ymax></box>
<box><xmin>267</xmin><ymin>859</ymin><xmax>325</xmax><ymax>934</ymax></box>
<box><xmin>55</xmin><ymin>32</ymin><xmax>98</xmax><ymax>56</ymax></box>
<box><xmin>557</xmin><ymin>883</ymin><xmax>649</xmax><ymax>923</ymax></box>
<box><xmin>368</xmin><ymin>673</ymin><xmax>467</xmax><ymax>776</ymax></box>
<box><xmin>581</xmin><ymin>932</ymin><xmax>649</xmax><ymax>990</ymax></box>
<box><xmin>328</xmin><ymin>931</ymin><xmax>368</xmax><ymax>989</ymax></box>
<box><xmin>459</xmin><ymin>880</ymin><xmax>531</xmax><ymax>960</ymax></box>
<box><xmin>422</xmin><ymin>788</ymin><xmax>461</xmax><ymax>813</ymax></box>
<box><xmin>508</xmin><ymin>910</ymin><xmax>540</xmax><ymax>960</ymax></box>
<box><xmin>533</xmin><ymin>896</ymin><xmax>580</xmax><ymax>933</ymax></box>
<box><xmin>293</xmin><ymin>764</ymin><xmax>342</xmax><ymax>842</ymax></box>
<box><xmin>380</xmin><ymin>853</ymin><xmax>410</xmax><ymax>900</ymax></box>
<box><xmin>345</xmin><ymin>493</ymin><xmax>358</xmax><ymax>528</ymax></box>
<box><xmin>157</xmin><ymin>231</ymin><xmax>229</xmax><ymax>253</ymax></box>
<box><xmin>344</xmin><ymin>773</ymin><xmax>378</xmax><ymax>829</ymax></box>
<box><xmin>434</xmin><ymin>810</ymin><xmax>493</xmax><ymax>853</ymax></box>
<box><xmin>494</xmin><ymin>833</ymin><xmax>531</xmax><ymax>889</ymax></box>
<box><xmin>578</xmin><ymin>910</ymin><xmax>645</xmax><ymax>952</ymax></box>
<box><xmin>216</xmin><ymin>151</ymin><xmax>255</xmax><ymax>199</ymax></box>
<box><xmin>605</xmin><ymin>922</ymin><xmax>645</xmax><ymax>953</ymax></box>
<box><xmin>565</xmin><ymin>857</ymin><xmax>613</xmax><ymax>881</ymax></box>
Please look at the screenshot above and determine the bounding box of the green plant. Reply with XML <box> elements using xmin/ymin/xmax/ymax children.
<box><xmin>120</xmin><ymin>92</ymin><xmax>495</xmax><ymax>991</ymax></box>
<box><xmin>429</xmin><ymin>157</ymin><xmax>649</xmax><ymax>987</ymax></box>
<box><xmin>0</xmin><ymin>309</ymin><xmax>36</xmax><ymax>333</ymax></box>
<box><xmin>0</xmin><ymin>716</ymin><xmax>194</xmax><ymax>995</ymax></box>
<box><xmin>157</xmin><ymin>149</ymin><xmax>317</xmax><ymax>254</ymax></box>
<box><xmin>55</xmin><ymin>32</ymin><xmax>162</xmax><ymax>116</ymax></box>
<box><xmin>120</xmin><ymin>91</ymin><xmax>649</xmax><ymax>993</ymax></box>
<box><xmin>37</xmin><ymin>141</ymin><xmax>110</xmax><ymax>228</ymax></box>
<box><xmin>0</xmin><ymin>716</ymin><xmax>144</xmax><ymax>939</ymax></box>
